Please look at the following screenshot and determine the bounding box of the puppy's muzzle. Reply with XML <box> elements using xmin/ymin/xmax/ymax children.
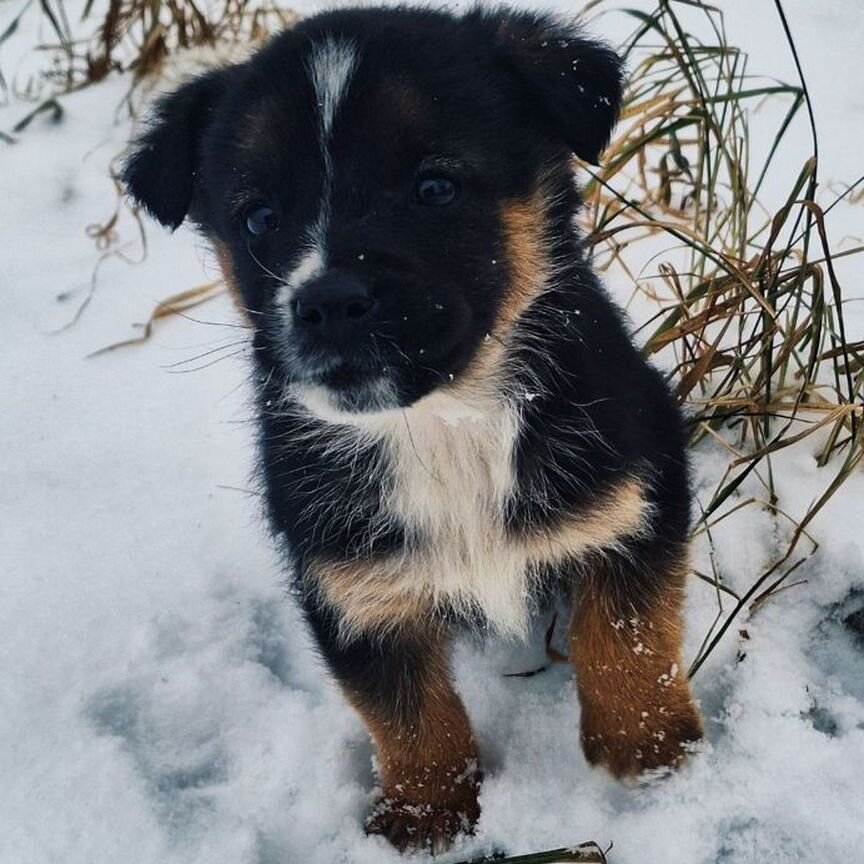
<box><xmin>292</xmin><ymin>271</ymin><xmax>374</xmax><ymax>346</ymax></box>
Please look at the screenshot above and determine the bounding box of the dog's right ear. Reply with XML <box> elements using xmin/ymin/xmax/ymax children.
<box><xmin>122</xmin><ymin>69</ymin><xmax>229</xmax><ymax>231</ymax></box>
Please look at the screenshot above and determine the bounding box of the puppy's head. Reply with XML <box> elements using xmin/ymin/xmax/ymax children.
<box><xmin>123</xmin><ymin>7</ymin><xmax>623</xmax><ymax>416</ymax></box>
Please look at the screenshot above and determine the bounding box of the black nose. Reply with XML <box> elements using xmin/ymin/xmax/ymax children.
<box><xmin>292</xmin><ymin>272</ymin><xmax>373</xmax><ymax>338</ymax></box>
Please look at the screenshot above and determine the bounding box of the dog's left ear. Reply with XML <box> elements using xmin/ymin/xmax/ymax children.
<box><xmin>491</xmin><ymin>11</ymin><xmax>624</xmax><ymax>164</ymax></box>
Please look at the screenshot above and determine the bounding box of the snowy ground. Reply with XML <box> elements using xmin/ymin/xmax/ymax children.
<box><xmin>2</xmin><ymin>2</ymin><xmax>863</xmax><ymax>863</ymax></box>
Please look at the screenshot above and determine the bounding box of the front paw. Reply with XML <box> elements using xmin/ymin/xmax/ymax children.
<box><xmin>581</xmin><ymin>696</ymin><xmax>703</xmax><ymax>779</ymax></box>
<box><xmin>366</xmin><ymin>786</ymin><xmax>480</xmax><ymax>854</ymax></box>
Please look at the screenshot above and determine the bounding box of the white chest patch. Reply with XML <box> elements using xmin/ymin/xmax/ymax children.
<box><xmin>380</xmin><ymin>389</ymin><xmax>527</xmax><ymax>633</ymax></box>
<box><xmin>302</xmin><ymin>381</ymin><xmax>652</xmax><ymax>641</ymax></box>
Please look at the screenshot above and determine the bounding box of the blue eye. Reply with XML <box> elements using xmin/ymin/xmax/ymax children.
<box><xmin>244</xmin><ymin>204</ymin><xmax>280</xmax><ymax>236</ymax></box>
<box><xmin>415</xmin><ymin>176</ymin><xmax>458</xmax><ymax>206</ymax></box>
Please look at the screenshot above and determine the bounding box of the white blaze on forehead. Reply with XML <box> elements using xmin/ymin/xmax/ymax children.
<box><xmin>278</xmin><ymin>38</ymin><xmax>358</xmax><ymax>307</ymax></box>
<box><xmin>308</xmin><ymin>36</ymin><xmax>359</xmax><ymax>138</ymax></box>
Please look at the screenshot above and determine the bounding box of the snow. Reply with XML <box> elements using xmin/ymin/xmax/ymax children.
<box><xmin>1</xmin><ymin>2</ymin><xmax>863</xmax><ymax>863</ymax></box>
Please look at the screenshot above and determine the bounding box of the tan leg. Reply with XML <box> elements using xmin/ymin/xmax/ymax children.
<box><xmin>570</xmin><ymin>556</ymin><xmax>702</xmax><ymax>777</ymax></box>
<box><xmin>350</xmin><ymin>636</ymin><xmax>481</xmax><ymax>853</ymax></box>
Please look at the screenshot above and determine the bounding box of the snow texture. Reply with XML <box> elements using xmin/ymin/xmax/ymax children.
<box><xmin>1</xmin><ymin>1</ymin><xmax>863</xmax><ymax>862</ymax></box>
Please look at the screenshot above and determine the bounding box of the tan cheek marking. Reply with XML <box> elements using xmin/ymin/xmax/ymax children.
<box><xmin>213</xmin><ymin>240</ymin><xmax>251</xmax><ymax>323</ymax></box>
<box><xmin>497</xmin><ymin>193</ymin><xmax>548</xmax><ymax>333</ymax></box>
<box><xmin>438</xmin><ymin>192</ymin><xmax>548</xmax><ymax>397</ymax></box>
<box><xmin>570</xmin><ymin>558</ymin><xmax>703</xmax><ymax>777</ymax></box>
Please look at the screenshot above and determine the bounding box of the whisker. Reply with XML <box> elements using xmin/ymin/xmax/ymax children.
<box><xmin>217</xmin><ymin>378</ymin><xmax>253</xmax><ymax>405</ymax></box>
<box><xmin>164</xmin><ymin>334</ymin><xmax>248</xmax><ymax>351</ymax></box>
<box><xmin>161</xmin><ymin>339</ymin><xmax>251</xmax><ymax>369</ymax></box>
<box><xmin>247</xmin><ymin>244</ymin><xmax>284</xmax><ymax>284</ymax></box>
<box><xmin>163</xmin><ymin>348</ymin><xmax>248</xmax><ymax>374</ymax></box>
<box><xmin>163</xmin><ymin>306</ymin><xmax>254</xmax><ymax>330</ymax></box>
<box><xmin>377</xmin><ymin>333</ymin><xmax>412</xmax><ymax>369</ymax></box>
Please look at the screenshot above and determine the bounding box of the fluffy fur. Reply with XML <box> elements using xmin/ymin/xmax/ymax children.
<box><xmin>123</xmin><ymin>5</ymin><xmax>702</xmax><ymax>853</ymax></box>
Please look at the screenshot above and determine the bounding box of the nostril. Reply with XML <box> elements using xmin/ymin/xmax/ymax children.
<box><xmin>292</xmin><ymin>274</ymin><xmax>373</xmax><ymax>330</ymax></box>
<box><xmin>294</xmin><ymin>299</ymin><xmax>323</xmax><ymax>325</ymax></box>
<box><xmin>345</xmin><ymin>297</ymin><xmax>372</xmax><ymax>320</ymax></box>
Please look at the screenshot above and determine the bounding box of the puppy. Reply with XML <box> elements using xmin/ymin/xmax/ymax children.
<box><xmin>123</xmin><ymin>5</ymin><xmax>702</xmax><ymax>853</ymax></box>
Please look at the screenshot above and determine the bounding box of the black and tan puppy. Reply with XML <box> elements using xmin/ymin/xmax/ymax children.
<box><xmin>123</xmin><ymin>5</ymin><xmax>702</xmax><ymax>853</ymax></box>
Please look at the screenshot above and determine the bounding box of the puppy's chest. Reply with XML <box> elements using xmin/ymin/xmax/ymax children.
<box><xmin>384</xmin><ymin>400</ymin><xmax>518</xmax><ymax>549</ymax></box>
<box><xmin>371</xmin><ymin>398</ymin><xmax>536</xmax><ymax>634</ymax></box>
<box><xmin>300</xmin><ymin>393</ymin><xmax>550</xmax><ymax>636</ymax></box>
<box><xmin>303</xmin><ymin>395</ymin><xmax>649</xmax><ymax>639</ymax></box>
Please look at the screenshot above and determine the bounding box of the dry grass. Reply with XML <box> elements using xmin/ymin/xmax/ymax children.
<box><xmin>5</xmin><ymin>0</ymin><xmax>863</xmax><ymax>738</ymax></box>
<box><xmin>26</xmin><ymin>0</ymin><xmax>296</xmax><ymax>89</ymax></box>
<box><xmin>1</xmin><ymin>1</ymin><xmax>297</xmax><ymax>132</ymax></box>
<box><xmin>454</xmin><ymin>842</ymin><xmax>610</xmax><ymax>864</ymax></box>
<box><xmin>579</xmin><ymin>0</ymin><xmax>863</xmax><ymax>676</ymax></box>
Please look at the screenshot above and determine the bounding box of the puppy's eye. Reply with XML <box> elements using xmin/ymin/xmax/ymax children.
<box><xmin>415</xmin><ymin>177</ymin><xmax>458</xmax><ymax>206</ymax></box>
<box><xmin>243</xmin><ymin>204</ymin><xmax>280</xmax><ymax>236</ymax></box>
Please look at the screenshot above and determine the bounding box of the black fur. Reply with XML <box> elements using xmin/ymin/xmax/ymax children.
<box><xmin>123</xmin><ymin>4</ymin><xmax>695</xmax><ymax>844</ymax></box>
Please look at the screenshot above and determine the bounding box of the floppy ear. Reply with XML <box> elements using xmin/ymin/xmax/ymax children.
<box><xmin>122</xmin><ymin>69</ymin><xmax>229</xmax><ymax>230</ymax></box>
<box><xmin>492</xmin><ymin>11</ymin><xmax>624</xmax><ymax>164</ymax></box>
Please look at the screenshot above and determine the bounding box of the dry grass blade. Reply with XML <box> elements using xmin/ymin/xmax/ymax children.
<box><xmin>11</xmin><ymin>96</ymin><xmax>63</xmax><ymax>131</ymax></box>
<box><xmin>0</xmin><ymin>0</ymin><xmax>35</xmax><ymax>48</ymax></box>
<box><xmin>454</xmin><ymin>841</ymin><xmax>611</xmax><ymax>864</ymax></box>
<box><xmin>87</xmin><ymin>280</ymin><xmax>227</xmax><ymax>358</ymax></box>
